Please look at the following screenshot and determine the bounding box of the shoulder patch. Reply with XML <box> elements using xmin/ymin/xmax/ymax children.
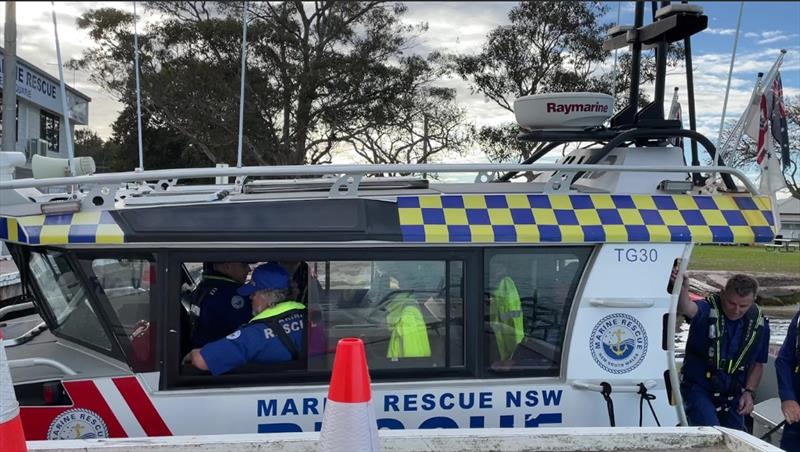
<box><xmin>226</xmin><ymin>330</ymin><xmax>242</xmax><ymax>340</ymax></box>
<box><xmin>231</xmin><ymin>295</ymin><xmax>246</xmax><ymax>310</ymax></box>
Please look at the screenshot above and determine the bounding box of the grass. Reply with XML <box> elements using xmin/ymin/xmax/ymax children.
<box><xmin>688</xmin><ymin>244</ymin><xmax>800</xmax><ymax>275</ymax></box>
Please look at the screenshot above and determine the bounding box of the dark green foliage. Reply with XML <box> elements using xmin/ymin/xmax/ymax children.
<box><xmin>72</xmin><ymin>1</ymin><xmax>471</xmax><ymax>169</ymax></box>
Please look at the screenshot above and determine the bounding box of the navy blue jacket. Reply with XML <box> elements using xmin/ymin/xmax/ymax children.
<box><xmin>682</xmin><ymin>298</ymin><xmax>770</xmax><ymax>393</ymax></box>
<box><xmin>776</xmin><ymin>310</ymin><xmax>800</xmax><ymax>403</ymax></box>
<box><xmin>192</xmin><ymin>275</ymin><xmax>252</xmax><ymax>348</ymax></box>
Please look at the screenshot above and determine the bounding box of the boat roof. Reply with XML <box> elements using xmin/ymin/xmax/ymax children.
<box><xmin>0</xmin><ymin>163</ymin><xmax>776</xmax><ymax>247</ymax></box>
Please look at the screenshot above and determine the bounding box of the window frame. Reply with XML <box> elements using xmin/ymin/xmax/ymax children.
<box><xmin>23</xmin><ymin>247</ymin><xmax>127</xmax><ymax>362</ymax></box>
<box><xmin>480</xmin><ymin>246</ymin><xmax>594</xmax><ymax>379</ymax></box>
<box><xmin>161</xmin><ymin>247</ymin><xmax>480</xmax><ymax>390</ymax></box>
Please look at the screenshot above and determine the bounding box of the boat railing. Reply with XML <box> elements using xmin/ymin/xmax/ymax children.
<box><xmin>0</xmin><ymin>163</ymin><xmax>758</xmax><ymax>203</ymax></box>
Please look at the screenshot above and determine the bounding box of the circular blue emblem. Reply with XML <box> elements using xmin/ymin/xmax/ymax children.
<box><xmin>231</xmin><ymin>295</ymin><xmax>245</xmax><ymax>310</ymax></box>
<box><xmin>589</xmin><ymin>313</ymin><xmax>648</xmax><ymax>374</ymax></box>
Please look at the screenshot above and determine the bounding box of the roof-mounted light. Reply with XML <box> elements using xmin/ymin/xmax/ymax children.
<box><xmin>658</xmin><ymin>180</ymin><xmax>694</xmax><ymax>194</ymax></box>
<box><xmin>40</xmin><ymin>200</ymin><xmax>81</xmax><ymax>215</ymax></box>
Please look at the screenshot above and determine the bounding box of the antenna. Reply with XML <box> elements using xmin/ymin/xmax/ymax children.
<box><xmin>611</xmin><ymin>1</ymin><xmax>622</xmax><ymax>110</ymax></box>
<box><xmin>236</xmin><ymin>1</ymin><xmax>249</xmax><ymax>168</ymax></box>
<box><xmin>716</xmin><ymin>1</ymin><xmax>744</xmax><ymax>149</ymax></box>
<box><xmin>50</xmin><ymin>1</ymin><xmax>75</xmax><ymax>169</ymax></box>
<box><xmin>133</xmin><ymin>1</ymin><xmax>145</xmax><ymax>171</ymax></box>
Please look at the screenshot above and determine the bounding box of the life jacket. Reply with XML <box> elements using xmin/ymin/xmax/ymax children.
<box><xmin>249</xmin><ymin>301</ymin><xmax>306</xmax><ymax>360</ymax></box>
<box><xmin>490</xmin><ymin>276</ymin><xmax>524</xmax><ymax>361</ymax></box>
<box><xmin>386</xmin><ymin>294</ymin><xmax>431</xmax><ymax>359</ymax></box>
<box><xmin>704</xmin><ymin>293</ymin><xmax>765</xmax><ymax>376</ymax></box>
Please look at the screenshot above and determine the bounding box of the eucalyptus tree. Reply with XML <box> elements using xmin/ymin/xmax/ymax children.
<box><xmin>73</xmin><ymin>1</ymin><xmax>471</xmax><ymax>168</ymax></box>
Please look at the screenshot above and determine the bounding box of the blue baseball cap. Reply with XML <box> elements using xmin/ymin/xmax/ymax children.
<box><xmin>237</xmin><ymin>262</ymin><xmax>290</xmax><ymax>296</ymax></box>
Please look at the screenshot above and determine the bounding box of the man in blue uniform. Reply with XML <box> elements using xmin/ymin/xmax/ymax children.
<box><xmin>776</xmin><ymin>308</ymin><xmax>800</xmax><ymax>451</ymax></box>
<box><xmin>191</xmin><ymin>262</ymin><xmax>252</xmax><ymax>348</ymax></box>
<box><xmin>185</xmin><ymin>262</ymin><xmax>306</xmax><ymax>376</ymax></box>
<box><xmin>677</xmin><ymin>274</ymin><xmax>770</xmax><ymax>430</ymax></box>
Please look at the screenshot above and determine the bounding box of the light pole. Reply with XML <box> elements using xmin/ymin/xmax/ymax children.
<box><xmin>2</xmin><ymin>1</ymin><xmax>17</xmax><ymax>154</ymax></box>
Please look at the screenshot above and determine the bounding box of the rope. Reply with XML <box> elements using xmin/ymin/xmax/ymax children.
<box><xmin>637</xmin><ymin>383</ymin><xmax>661</xmax><ymax>427</ymax></box>
<box><xmin>600</xmin><ymin>381</ymin><xmax>615</xmax><ymax>427</ymax></box>
<box><xmin>759</xmin><ymin>420</ymin><xmax>786</xmax><ymax>440</ymax></box>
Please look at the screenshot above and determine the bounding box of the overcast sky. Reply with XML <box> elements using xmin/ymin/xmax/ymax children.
<box><xmin>2</xmin><ymin>1</ymin><xmax>799</xmax><ymax>162</ymax></box>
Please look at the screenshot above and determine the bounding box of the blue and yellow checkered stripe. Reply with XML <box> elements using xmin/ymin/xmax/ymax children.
<box><xmin>0</xmin><ymin>211</ymin><xmax>124</xmax><ymax>245</ymax></box>
<box><xmin>397</xmin><ymin>194</ymin><xmax>775</xmax><ymax>244</ymax></box>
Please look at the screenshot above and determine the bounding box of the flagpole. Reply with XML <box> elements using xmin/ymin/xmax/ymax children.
<box><xmin>762</xmin><ymin>138</ymin><xmax>783</xmax><ymax>235</ymax></box>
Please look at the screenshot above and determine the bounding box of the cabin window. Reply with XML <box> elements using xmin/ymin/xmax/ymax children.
<box><xmin>177</xmin><ymin>257</ymin><xmax>465</xmax><ymax>380</ymax></box>
<box><xmin>28</xmin><ymin>251</ymin><xmax>112</xmax><ymax>350</ymax></box>
<box><xmin>309</xmin><ymin>260</ymin><xmax>464</xmax><ymax>370</ymax></box>
<box><xmin>483</xmin><ymin>247</ymin><xmax>591</xmax><ymax>376</ymax></box>
<box><xmin>80</xmin><ymin>257</ymin><xmax>156</xmax><ymax>371</ymax></box>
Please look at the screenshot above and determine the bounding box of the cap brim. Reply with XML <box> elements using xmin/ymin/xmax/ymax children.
<box><xmin>237</xmin><ymin>284</ymin><xmax>259</xmax><ymax>296</ymax></box>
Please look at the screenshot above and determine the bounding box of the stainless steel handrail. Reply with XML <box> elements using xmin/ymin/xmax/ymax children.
<box><xmin>0</xmin><ymin>163</ymin><xmax>759</xmax><ymax>195</ymax></box>
<box><xmin>572</xmin><ymin>379</ymin><xmax>657</xmax><ymax>393</ymax></box>
<box><xmin>0</xmin><ymin>302</ymin><xmax>34</xmax><ymax>320</ymax></box>
<box><xmin>4</xmin><ymin>321</ymin><xmax>48</xmax><ymax>347</ymax></box>
<box><xmin>8</xmin><ymin>357</ymin><xmax>78</xmax><ymax>375</ymax></box>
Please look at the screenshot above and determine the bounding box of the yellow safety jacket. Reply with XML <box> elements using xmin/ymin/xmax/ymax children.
<box><xmin>490</xmin><ymin>276</ymin><xmax>524</xmax><ymax>361</ymax></box>
<box><xmin>386</xmin><ymin>293</ymin><xmax>431</xmax><ymax>359</ymax></box>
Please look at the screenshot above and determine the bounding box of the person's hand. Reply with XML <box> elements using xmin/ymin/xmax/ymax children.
<box><xmin>182</xmin><ymin>350</ymin><xmax>194</xmax><ymax>365</ymax></box>
<box><xmin>782</xmin><ymin>400</ymin><xmax>800</xmax><ymax>424</ymax></box>
<box><xmin>737</xmin><ymin>391</ymin><xmax>754</xmax><ymax>415</ymax></box>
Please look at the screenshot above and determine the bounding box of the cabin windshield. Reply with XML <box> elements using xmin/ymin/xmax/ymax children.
<box><xmin>28</xmin><ymin>250</ymin><xmax>112</xmax><ymax>351</ymax></box>
<box><xmin>24</xmin><ymin>248</ymin><xmax>157</xmax><ymax>369</ymax></box>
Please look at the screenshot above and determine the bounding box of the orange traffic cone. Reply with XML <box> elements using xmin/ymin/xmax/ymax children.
<box><xmin>319</xmin><ymin>338</ymin><xmax>380</xmax><ymax>452</ymax></box>
<box><xmin>0</xmin><ymin>331</ymin><xmax>27</xmax><ymax>452</ymax></box>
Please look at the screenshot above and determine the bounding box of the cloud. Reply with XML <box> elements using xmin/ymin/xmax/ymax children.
<box><xmin>761</xmin><ymin>30</ymin><xmax>784</xmax><ymax>39</ymax></box>
<box><xmin>742</xmin><ymin>29</ymin><xmax>798</xmax><ymax>46</ymax></box>
<box><xmin>758</xmin><ymin>35</ymin><xmax>797</xmax><ymax>45</ymax></box>
<box><xmin>706</xmin><ymin>28</ymin><xmax>737</xmax><ymax>36</ymax></box>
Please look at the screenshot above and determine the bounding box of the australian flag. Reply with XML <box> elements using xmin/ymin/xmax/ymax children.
<box><xmin>767</xmin><ymin>72</ymin><xmax>791</xmax><ymax>169</ymax></box>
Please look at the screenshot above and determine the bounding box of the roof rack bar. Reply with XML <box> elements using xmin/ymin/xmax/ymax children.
<box><xmin>0</xmin><ymin>163</ymin><xmax>759</xmax><ymax>195</ymax></box>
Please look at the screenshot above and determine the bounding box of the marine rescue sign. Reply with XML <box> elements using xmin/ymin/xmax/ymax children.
<box><xmin>0</xmin><ymin>47</ymin><xmax>89</xmax><ymax>124</ymax></box>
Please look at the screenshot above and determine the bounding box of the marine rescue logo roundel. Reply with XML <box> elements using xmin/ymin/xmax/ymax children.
<box><xmin>231</xmin><ymin>295</ymin><xmax>245</xmax><ymax>309</ymax></box>
<box><xmin>47</xmin><ymin>408</ymin><xmax>109</xmax><ymax>440</ymax></box>
<box><xmin>589</xmin><ymin>313</ymin><xmax>648</xmax><ymax>374</ymax></box>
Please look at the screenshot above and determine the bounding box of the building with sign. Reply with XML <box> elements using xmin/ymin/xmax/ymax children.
<box><xmin>0</xmin><ymin>47</ymin><xmax>90</xmax><ymax>168</ymax></box>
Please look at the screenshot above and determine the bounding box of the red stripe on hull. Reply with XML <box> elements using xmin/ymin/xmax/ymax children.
<box><xmin>112</xmin><ymin>376</ymin><xmax>172</xmax><ymax>436</ymax></box>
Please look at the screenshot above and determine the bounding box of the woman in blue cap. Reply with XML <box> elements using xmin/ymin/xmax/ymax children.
<box><xmin>184</xmin><ymin>262</ymin><xmax>307</xmax><ymax>375</ymax></box>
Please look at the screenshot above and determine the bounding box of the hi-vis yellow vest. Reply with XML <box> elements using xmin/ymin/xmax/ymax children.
<box><xmin>386</xmin><ymin>293</ymin><xmax>431</xmax><ymax>359</ymax></box>
<box><xmin>491</xmin><ymin>277</ymin><xmax>524</xmax><ymax>361</ymax></box>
